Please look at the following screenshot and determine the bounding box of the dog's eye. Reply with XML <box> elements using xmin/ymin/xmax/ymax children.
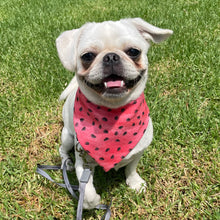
<box><xmin>81</xmin><ymin>52</ymin><xmax>96</xmax><ymax>62</ymax></box>
<box><xmin>126</xmin><ymin>48</ymin><xmax>141</xmax><ymax>59</ymax></box>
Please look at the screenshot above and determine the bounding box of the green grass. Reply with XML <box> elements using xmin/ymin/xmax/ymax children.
<box><xmin>0</xmin><ymin>0</ymin><xmax>219</xmax><ymax>219</ymax></box>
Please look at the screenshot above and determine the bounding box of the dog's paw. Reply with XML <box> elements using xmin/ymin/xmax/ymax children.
<box><xmin>61</xmin><ymin>158</ymin><xmax>74</xmax><ymax>171</ymax></box>
<box><xmin>126</xmin><ymin>173</ymin><xmax>146</xmax><ymax>193</ymax></box>
<box><xmin>83</xmin><ymin>194</ymin><xmax>101</xmax><ymax>210</ymax></box>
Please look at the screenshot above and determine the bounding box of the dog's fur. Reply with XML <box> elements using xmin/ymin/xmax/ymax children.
<box><xmin>56</xmin><ymin>18</ymin><xmax>172</xmax><ymax>209</ymax></box>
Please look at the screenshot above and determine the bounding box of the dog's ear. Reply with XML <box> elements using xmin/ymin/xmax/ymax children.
<box><xmin>126</xmin><ymin>18</ymin><xmax>173</xmax><ymax>43</ymax></box>
<box><xmin>56</xmin><ymin>29</ymin><xmax>81</xmax><ymax>72</ymax></box>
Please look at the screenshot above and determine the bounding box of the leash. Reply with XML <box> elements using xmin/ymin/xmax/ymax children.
<box><xmin>36</xmin><ymin>159</ymin><xmax>111</xmax><ymax>220</ymax></box>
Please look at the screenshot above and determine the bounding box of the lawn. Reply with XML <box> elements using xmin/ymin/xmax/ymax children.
<box><xmin>0</xmin><ymin>0</ymin><xmax>219</xmax><ymax>219</ymax></box>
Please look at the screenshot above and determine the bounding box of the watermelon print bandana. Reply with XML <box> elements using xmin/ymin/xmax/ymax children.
<box><xmin>74</xmin><ymin>89</ymin><xmax>150</xmax><ymax>172</ymax></box>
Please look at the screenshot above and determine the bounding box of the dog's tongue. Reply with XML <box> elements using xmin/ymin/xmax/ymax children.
<box><xmin>104</xmin><ymin>80</ymin><xmax>125</xmax><ymax>88</ymax></box>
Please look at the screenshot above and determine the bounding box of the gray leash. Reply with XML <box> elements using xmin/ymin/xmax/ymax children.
<box><xmin>36</xmin><ymin>159</ymin><xmax>111</xmax><ymax>220</ymax></box>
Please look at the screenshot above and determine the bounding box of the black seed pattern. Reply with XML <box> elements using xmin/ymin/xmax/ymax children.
<box><xmin>128</xmin><ymin>141</ymin><xmax>132</xmax><ymax>144</ymax></box>
<box><xmin>82</xmin><ymin>127</ymin><xmax>86</xmax><ymax>131</ymax></box>
<box><xmin>126</xmin><ymin>118</ymin><xmax>131</xmax><ymax>121</ymax></box>
<box><xmin>75</xmin><ymin>122</ymin><xmax>79</xmax><ymax>127</ymax></box>
<box><xmin>115</xmin><ymin>116</ymin><xmax>119</xmax><ymax>120</ymax></box>
<box><xmin>118</xmin><ymin>126</ymin><xmax>123</xmax><ymax>129</ymax></box>
<box><xmin>116</xmin><ymin>139</ymin><xmax>120</xmax><ymax>142</ymax></box>
<box><xmin>85</xmin><ymin>142</ymin><xmax>89</xmax><ymax>145</ymax></box>
<box><xmin>79</xmin><ymin>107</ymin><xmax>83</xmax><ymax>111</ymax></box>
<box><xmin>135</xmin><ymin>109</ymin><xmax>138</xmax><ymax>113</ymax></box>
<box><xmin>137</xmin><ymin>116</ymin><xmax>140</xmax><ymax>119</ymax></box>
<box><xmin>139</xmin><ymin>121</ymin><xmax>142</xmax><ymax>125</ymax></box>
<box><xmin>88</xmin><ymin>108</ymin><xmax>92</xmax><ymax>112</ymax></box>
<box><xmin>104</xmin><ymin>137</ymin><xmax>109</xmax><ymax>141</ymax></box>
<box><xmin>105</xmin><ymin>148</ymin><xmax>110</xmax><ymax>152</ymax></box>
<box><xmin>99</xmin><ymin>125</ymin><xmax>102</xmax><ymax>129</ymax></box>
<box><xmin>99</xmin><ymin>157</ymin><xmax>104</xmax><ymax>160</ymax></box>
<box><xmin>103</xmin><ymin>130</ymin><xmax>108</xmax><ymax>133</ymax></box>
<box><xmin>80</xmin><ymin>118</ymin><xmax>84</xmax><ymax>122</ymax></box>
<box><xmin>114</xmin><ymin>131</ymin><xmax>118</xmax><ymax>135</ymax></box>
<box><xmin>123</xmin><ymin>131</ymin><xmax>127</xmax><ymax>136</ymax></box>
<box><xmin>132</xmin><ymin>123</ymin><xmax>135</xmax><ymax>126</ymax></box>
<box><xmin>133</xmin><ymin>132</ymin><xmax>138</xmax><ymax>136</ymax></box>
<box><xmin>111</xmin><ymin>155</ymin><xmax>114</xmax><ymax>159</ymax></box>
<box><xmin>92</xmin><ymin>121</ymin><xmax>95</xmax><ymax>126</ymax></box>
<box><xmin>117</xmin><ymin>147</ymin><xmax>121</xmax><ymax>151</ymax></box>
<box><xmin>121</xmin><ymin>156</ymin><xmax>125</xmax><ymax>159</ymax></box>
<box><xmin>102</xmin><ymin>117</ymin><xmax>108</xmax><ymax>121</ymax></box>
<box><xmin>91</xmin><ymin>134</ymin><xmax>96</xmax><ymax>138</ymax></box>
<box><xmin>121</xmin><ymin>108</ymin><xmax>125</xmax><ymax>112</ymax></box>
<box><xmin>95</xmin><ymin>147</ymin><xmax>99</xmax><ymax>151</ymax></box>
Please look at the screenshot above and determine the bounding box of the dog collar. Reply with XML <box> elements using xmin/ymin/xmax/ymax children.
<box><xmin>73</xmin><ymin>89</ymin><xmax>150</xmax><ymax>172</ymax></box>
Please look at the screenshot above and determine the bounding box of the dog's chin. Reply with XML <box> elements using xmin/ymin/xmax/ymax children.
<box><xmin>82</xmin><ymin>70</ymin><xmax>145</xmax><ymax>99</ymax></box>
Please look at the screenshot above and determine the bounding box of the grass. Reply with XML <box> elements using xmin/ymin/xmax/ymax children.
<box><xmin>0</xmin><ymin>0</ymin><xmax>219</xmax><ymax>219</ymax></box>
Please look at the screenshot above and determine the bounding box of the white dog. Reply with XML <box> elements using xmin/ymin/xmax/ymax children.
<box><xmin>56</xmin><ymin>18</ymin><xmax>172</xmax><ymax>209</ymax></box>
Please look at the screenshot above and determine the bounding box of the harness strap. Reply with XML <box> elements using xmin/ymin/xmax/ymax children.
<box><xmin>36</xmin><ymin>164</ymin><xmax>78</xmax><ymax>190</ymax></box>
<box><xmin>62</xmin><ymin>160</ymin><xmax>78</xmax><ymax>200</ymax></box>
<box><xmin>77</xmin><ymin>168</ymin><xmax>90</xmax><ymax>220</ymax></box>
<box><xmin>36</xmin><ymin>160</ymin><xmax>111</xmax><ymax>220</ymax></box>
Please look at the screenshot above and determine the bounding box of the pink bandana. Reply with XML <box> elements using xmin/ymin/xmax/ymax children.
<box><xmin>74</xmin><ymin>89</ymin><xmax>150</xmax><ymax>172</ymax></box>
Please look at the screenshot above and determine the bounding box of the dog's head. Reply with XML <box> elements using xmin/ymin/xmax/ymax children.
<box><xmin>56</xmin><ymin>18</ymin><xmax>173</xmax><ymax>108</ymax></box>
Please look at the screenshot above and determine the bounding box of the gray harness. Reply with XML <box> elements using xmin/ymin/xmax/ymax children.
<box><xmin>37</xmin><ymin>157</ymin><xmax>111</xmax><ymax>219</ymax></box>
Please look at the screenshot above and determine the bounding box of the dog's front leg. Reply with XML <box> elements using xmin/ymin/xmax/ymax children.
<box><xmin>59</xmin><ymin>127</ymin><xmax>75</xmax><ymax>170</ymax></box>
<box><xmin>75</xmin><ymin>151</ymin><xmax>101</xmax><ymax>209</ymax></box>
<box><xmin>125</xmin><ymin>152</ymin><xmax>146</xmax><ymax>192</ymax></box>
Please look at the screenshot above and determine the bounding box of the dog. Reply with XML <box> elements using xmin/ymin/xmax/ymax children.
<box><xmin>56</xmin><ymin>18</ymin><xmax>173</xmax><ymax>209</ymax></box>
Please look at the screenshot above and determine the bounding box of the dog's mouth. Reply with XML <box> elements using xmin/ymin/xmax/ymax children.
<box><xmin>83</xmin><ymin>71</ymin><xmax>145</xmax><ymax>95</ymax></box>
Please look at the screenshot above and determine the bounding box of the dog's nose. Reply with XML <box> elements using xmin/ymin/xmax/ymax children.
<box><xmin>103</xmin><ymin>53</ymin><xmax>120</xmax><ymax>66</ymax></box>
